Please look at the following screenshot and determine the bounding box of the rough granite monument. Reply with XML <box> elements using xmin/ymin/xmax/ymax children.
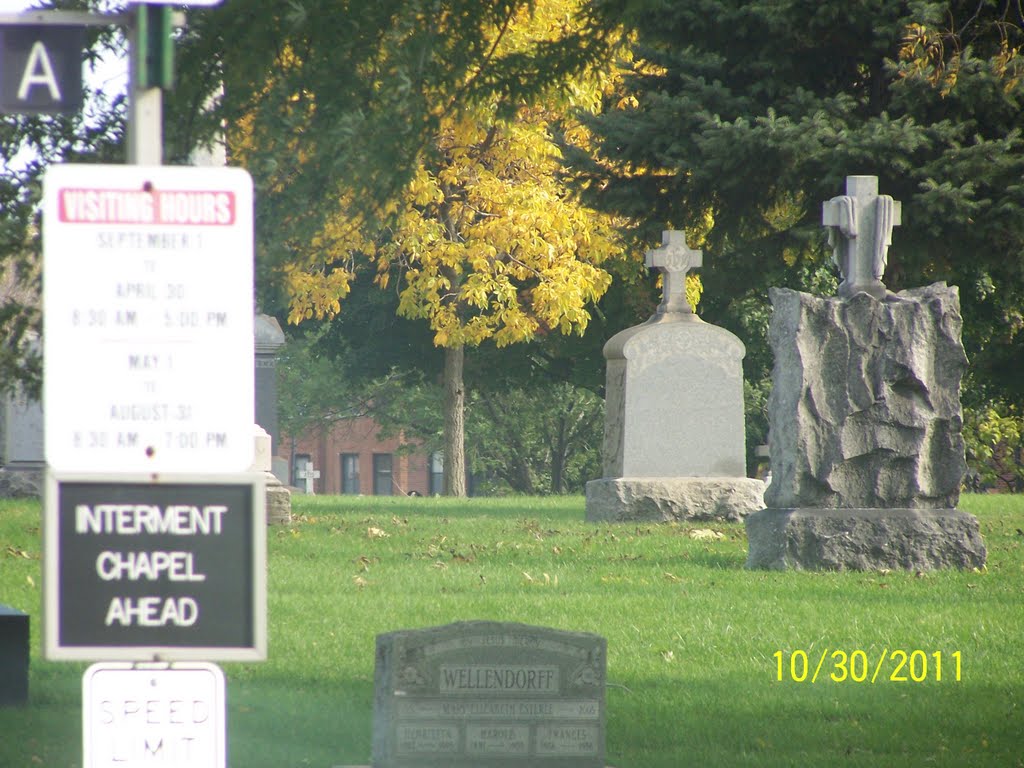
<box><xmin>745</xmin><ymin>175</ymin><xmax>986</xmax><ymax>571</ymax></box>
<box><xmin>586</xmin><ymin>231</ymin><xmax>765</xmax><ymax>522</ymax></box>
<box><xmin>373</xmin><ymin>622</ymin><xmax>606</xmax><ymax>768</ymax></box>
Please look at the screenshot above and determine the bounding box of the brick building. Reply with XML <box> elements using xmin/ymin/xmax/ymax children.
<box><xmin>277</xmin><ymin>417</ymin><xmax>442</xmax><ymax>496</ymax></box>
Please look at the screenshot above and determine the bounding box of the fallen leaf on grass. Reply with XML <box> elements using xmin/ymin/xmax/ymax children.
<box><xmin>5</xmin><ymin>546</ymin><xmax>31</xmax><ymax>559</ymax></box>
<box><xmin>367</xmin><ymin>527</ymin><xmax>390</xmax><ymax>539</ymax></box>
<box><xmin>689</xmin><ymin>529</ymin><xmax>724</xmax><ymax>540</ymax></box>
<box><xmin>663</xmin><ymin>572</ymin><xmax>682</xmax><ymax>583</ymax></box>
<box><xmin>26</xmin><ymin>575</ymin><xmax>35</xmax><ymax>588</ymax></box>
<box><xmin>661</xmin><ymin>650</ymin><xmax>675</xmax><ymax>663</ymax></box>
<box><xmin>433</xmin><ymin>561</ymin><xmax>448</xmax><ymax>570</ymax></box>
<box><xmin>522</xmin><ymin>571</ymin><xmax>557</xmax><ymax>586</ymax></box>
<box><xmin>353</xmin><ymin>576</ymin><xmax>369</xmax><ymax>589</ymax></box>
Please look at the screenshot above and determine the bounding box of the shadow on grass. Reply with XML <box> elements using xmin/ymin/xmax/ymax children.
<box><xmin>606</xmin><ymin>673</ymin><xmax>1022</xmax><ymax>768</ymax></box>
<box><xmin>227</xmin><ymin>670</ymin><xmax>374</xmax><ymax>767</ymax></box>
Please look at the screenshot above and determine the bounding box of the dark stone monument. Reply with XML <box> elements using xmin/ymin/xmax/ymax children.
<box><xmin>746</xmin><ymin>176</ymin><xmax>986</xmax><ymax>571</ymax></box>
<box><xmin>374</xmin><ymin>621</ymin><xmax>606</xmax><ymax>768</ymax></box>
<box><xmin>254</xmin><ymin>313</ymin><xmax>286</xmax><ymax>455</ymax></box>
<box><xmin>0</xmin><ymin>605</ymin><xmax>29</xmax><ymax>706</ymax></box>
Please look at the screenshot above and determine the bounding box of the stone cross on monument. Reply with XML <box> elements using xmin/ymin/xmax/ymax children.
<box><xmin>645</xmin><ymin>230</ymin><xmax>702</xmax><ymax>318</ymax></box>
<box><xmin>822</xmin><ymin>175</ymin><xmax>901</xmax><ymax>299</ymax></box>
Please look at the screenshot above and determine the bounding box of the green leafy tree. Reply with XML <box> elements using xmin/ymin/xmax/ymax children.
<box><xmin>173</xmin><ymin>0</ymin><xmax>626</xmax><ymax>495</ymax></box>
<box><xmin>470</xmin><ymin>381</ymin><xmax>603</xmax><ymax>494</ymax></box>
<box><xmin>964</xmin><ymin>402</ymin><xmax>1024</xmax><ymax>491</ymax></box>
<box><xmin>0</xmin><ymin>7</ymin><xmax>125</xmax><ymax>398</ymax></box>
<box><xmin>571</xmin><ymin>0</ymin><xmax>1024</xmax><ymax>413</ymax></box>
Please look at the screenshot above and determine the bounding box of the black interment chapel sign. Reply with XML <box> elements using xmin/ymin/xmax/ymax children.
<box><xmin>48</xmin><ymin>479</ymin><xmax>262</xmax><ymax>658</ymax></box>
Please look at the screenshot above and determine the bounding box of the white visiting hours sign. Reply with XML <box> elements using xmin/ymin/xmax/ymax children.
<box><xmin>43</xmin><ymin>164</ymin><xmax>255</xmax><ymax>474</ymax></box>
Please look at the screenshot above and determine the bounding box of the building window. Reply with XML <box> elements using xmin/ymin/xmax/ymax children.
<box><xmin>373</xmin><ymin>453</ymin><xmax>393</xmax><ymax>496</ymax></box>
<box><xmin>429</xmin><ymin>452</ymin><xmax>444</xmax><ymax>495</ymax></box>
<box><xmin>341</xmin><ymin>453</ymin><xmax>360</xmax><ymax>494</ymax></box>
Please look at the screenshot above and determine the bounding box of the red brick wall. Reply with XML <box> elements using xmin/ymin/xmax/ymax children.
<box><xmin>276</xmin><ymin>417</ymin><xmax>433</xmax><ymax>496</ymax></box>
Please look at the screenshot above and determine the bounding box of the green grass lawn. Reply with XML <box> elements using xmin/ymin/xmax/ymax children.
<box><xmin>1</xmin><ymin>493</ymin><xmax>1022</xmax><ymax>767</ymax></box>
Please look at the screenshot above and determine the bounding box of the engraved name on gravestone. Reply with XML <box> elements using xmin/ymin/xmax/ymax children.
<box><xmin>374</xmin><ymin>622</ymin><xmax>606</xmax><ymax>768</ymax></box>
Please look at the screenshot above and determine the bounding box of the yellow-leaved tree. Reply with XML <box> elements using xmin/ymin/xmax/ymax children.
<box><xmin>282</xmin><ymin>0</ymin><xmax>626</xmax><ymax>496</ymax></box>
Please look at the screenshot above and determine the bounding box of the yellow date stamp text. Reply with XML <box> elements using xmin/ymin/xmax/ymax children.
<box><xmin>773</xmin><ymin>649</ymin><xmax>962</xmax><ymax>683</ymax></box>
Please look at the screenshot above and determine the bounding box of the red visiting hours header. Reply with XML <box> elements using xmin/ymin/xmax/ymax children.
<box><xmin>57</xmin><ymin>188</ymin><xmax>237</xmax><ymax>226</ymax></box>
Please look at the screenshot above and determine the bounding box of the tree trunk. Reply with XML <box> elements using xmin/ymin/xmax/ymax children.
<box><xmin>550</xmin><ymin>412</ymin><xmax>567</xmax><ymax>494</ymax></box>
<box><xmin>443</xmin><ymin>345</ymin><xmax>467</xmax><ymax>497</ymax></box>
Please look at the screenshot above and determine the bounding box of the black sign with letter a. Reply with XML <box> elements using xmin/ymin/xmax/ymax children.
<box><xmin>0</xmin><ymin>25</ymin><xmax>83</xmax><ymax>114</ymax></box>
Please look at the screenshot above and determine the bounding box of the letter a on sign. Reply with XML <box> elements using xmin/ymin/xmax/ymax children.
<box><xmin>0</xmin><ymin>25</ymin><xmax>83</xmax><ymax>114</ymax></box>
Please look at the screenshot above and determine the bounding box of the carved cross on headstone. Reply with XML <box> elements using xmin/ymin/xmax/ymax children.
<box><xmin>822</xmin><ymin>175</ymin><xmax>901</xmax><ymax>299</ymax></box>
<box><xmin>645</xmin><ymin>230</ymin><xmax>702</xmax><ymax>319</ymax></box>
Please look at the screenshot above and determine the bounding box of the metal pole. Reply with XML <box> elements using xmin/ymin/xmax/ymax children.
<box><xmin>126</xmin><ymin>5</ymin><xmax>161</xmax><ymax>165</ymax></box>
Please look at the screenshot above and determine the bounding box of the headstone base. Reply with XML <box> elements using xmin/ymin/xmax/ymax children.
<box><xmin>266</xmin><ymin>481</ymin><xmax>292</xmax><ymax>525</ymax></box>
<box><xmin>0</xmin><ymin>605</ymin><xmax>29</xmax><ymax>706</ymax></box>
<box><xmin>0</xmin><ymin>467</ymin><xmax>43</xmax><ymax>499</ymax></box>
<box><xmin>745</xmin><ymin>508</ymin><xmax>986</xmax><ymax>571</ymax></box>
<box><xmin>585</xmin><ymin>477</ymin><xmax>765</xmax><ymax>523</ymax></box>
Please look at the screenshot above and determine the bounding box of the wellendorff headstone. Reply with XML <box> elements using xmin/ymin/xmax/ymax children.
<box><xmin>746</xmin><ymin>175</ymin><xmax>986</xmax><ymax>571</ymax></box>
<box><xmin>373</xmin><ymin>622</ymin><xmax>606</xmax><ymax>768</ymax></box>
<box><xmin>0</xmin><ymin>605</ymin><xmax>29</xmax><ymax>706</ymax></box>
<box><xmin>585</xmin><ymin>231</ymin><xmax>764</xmax><ymax>522</ymax></box>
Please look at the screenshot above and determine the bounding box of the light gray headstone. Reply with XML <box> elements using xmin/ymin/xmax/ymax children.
<box><xmin>601</xmin><ymin>321</ymin><xmax>747</xmax><ymax>478</ymax></box>
<box><xmin>586</xmin><ymin>230</ymin><xmax>764</xmax><ymax>522</ymax></box>
<box><xmin>374</xmin><ymin>622</ymin><xmax>606</xmax><ymax>768</ymax></box>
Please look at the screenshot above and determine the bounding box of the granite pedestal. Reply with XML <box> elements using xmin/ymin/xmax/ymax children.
<box><xmin>746</xmin><ymin>508</ymin><xmax>986</xmax><ymax>571</ymax></box>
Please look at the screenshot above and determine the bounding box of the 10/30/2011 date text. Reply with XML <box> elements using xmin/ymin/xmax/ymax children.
<box><xmin>773</xmin><ymin>649</ymin><xmax>962</xmax><ymax>683</ymax></box>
